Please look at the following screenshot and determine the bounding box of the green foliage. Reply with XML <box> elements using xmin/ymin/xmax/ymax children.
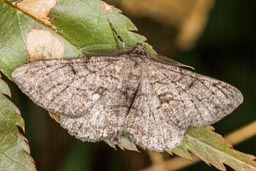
<box><xmin>50</xmin><ymin>0</ymin><xmax>145</xmax><ymax>55</ymax></box>
<box><xmin>0</xmin><ymin>79</ymin><xmax>10</xmax><ymax>96</ymax></box>
<box><xmin>0</xmin><ymin>3</ymin><xmax>29</xmax><ymax>79</ymax></box>
<box><xmin>170</xmin><ymin>127</ymin><xmax>256</xmax><ymax>171</ymax></box>
<box><xmin>0</xmin><ymin>0</ymin><xmax>146</xmax><ymax>78</ymax></box>
<box><xmin>0</xmin><ymin>0</ymin><xmax>255</xmax><ymax>171</ymax></box>
<box><xmin>0</xmin><ymin>73</ymin><xmax>35</xmax><ymax>171</ymax></box>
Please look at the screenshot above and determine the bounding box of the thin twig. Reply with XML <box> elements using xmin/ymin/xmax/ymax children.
<box><xmin>147</xmin><ymin>151</ymin><xmax>166</xmax><ymax>171</ymax></box>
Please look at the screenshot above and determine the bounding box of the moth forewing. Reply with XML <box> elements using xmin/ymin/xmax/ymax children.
<box><xmin>12</xmin><ymin>44</ymin><xmax>243</xmax><ymax>151</ymax></box>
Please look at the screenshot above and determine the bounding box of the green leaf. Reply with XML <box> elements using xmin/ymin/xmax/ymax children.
<box><xmin>0</xmin><ymin>1</ymin><xmax>79</xmax><ymax>78</ymax></box>
<box><xmin>170</xmin><ymin>127</ymin><xmax>256</xmax><ymax>171</ymax></box>
<box><xmin>169</xmin><ymin>144</ymin><xmax>192</xmax><ymax>160</ymax></box>
<box><xmin>0</xmin><ymin>0</ymin><xmax>146</xmax><ymax>167</ymax></box>
<box><xmin>0</xmin><ymin>0</ymin><xmax>146</xmax><ymax>79</ymax></box>
<box><xmin>0</xmin><ymin>79</ymin><xmax>11</xmax><ymax>96</ymax></box>
<box><xmin>0</xmin><ymin>74</ymin><xmax>35</xmax><ymax>171</ymax></box>
<box><xmin>1</xmin><ymin>1</ymin><xmax>255</xmax><ymax>171</ymax></box>
<box><xmin>50</xmin><ymin>0</ymin><xmax>146</xmax><ymax>55</ymax></box>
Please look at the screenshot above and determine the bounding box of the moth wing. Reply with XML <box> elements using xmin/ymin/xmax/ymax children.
<box><xmin>124</xmin><ymin>58</ymin><xmax>243</xmax><ymax>151</ymax></box>
<box><xmin>124</xmin><ymin>67</ymin><xmax>186</xmax><ymax>151</ymax></box>
<box><xmin>143</xmin><ymin>58</ymin><xmax>243</xmax><ymax>129</ymax></box>
<box><xmin>58</xmin><ymin>58</ymin><xmax>139</xmax><ymax>141</ymax></box>
<box><xmin>12</xmin><ymin>56</ymin><xmax>129</xmax><ymax>118</ymax></box>
<box><xmin>59</xmin><ymin>73</ymin><xmax>129</xmax><ymax>141</ymax></box>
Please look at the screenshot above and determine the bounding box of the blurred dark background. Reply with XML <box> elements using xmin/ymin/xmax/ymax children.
<box><xmin>8</xmin><ymin>0</ymin><xmax>256</xmax><ymax>171</ymax></box>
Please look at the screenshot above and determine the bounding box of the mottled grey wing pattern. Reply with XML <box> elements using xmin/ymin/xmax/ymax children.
<box><xmin>12</xmin><ymin>45</ymin><xmax>243</xmax><ymax>152</ymax></box>
<box><xmin>124</xmin><ymin>72</ymin><xmax>186</xmax><ymax>151</ymax></box>
<box><xmin>12</xmin><ymin>56</ymin><xmax>129</xmax><ymax>117</ymax></box>
<box><xmin>142</xmin><ymin>58</ymin><xmax>243</xmax><ymax>129</ymax></box>
<box><xmin>59</xmin><ymin>58</ymin><xmax>137</xmax><ymax>141</ymax></box>
<box><xmin>59</xmin><ymin>74</ymin><xmax>128</xmax><ymax>141</ymax></box>
<box><xmin>122</xmin><ymin>58</ymin><xmax>243</xmax><ymax>151</ymax></box>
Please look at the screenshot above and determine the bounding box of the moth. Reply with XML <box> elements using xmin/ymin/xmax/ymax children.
<box><xmin>12</xmin><ymin>44</ymin><xmax>243</xmax><ymax>151</ymax></box>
